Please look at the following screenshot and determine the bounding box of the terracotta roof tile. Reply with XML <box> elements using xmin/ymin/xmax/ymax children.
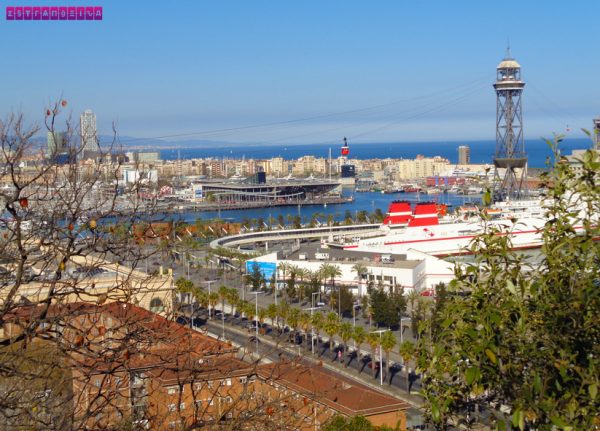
<box><xmin>257</xmin><ymin>361</ymin><xmax>409</xmax><ymax>416</ymax></box>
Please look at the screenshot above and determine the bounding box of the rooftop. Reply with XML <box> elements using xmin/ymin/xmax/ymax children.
<box><xmin>283</xmin><ymin>243</ymin><xmax>421</xmax><ymax>270</ymax></box>
<box><xmin>257</xmin><ymin>361</ymin><xmax>410</xmax><ymax>417</ymax></box>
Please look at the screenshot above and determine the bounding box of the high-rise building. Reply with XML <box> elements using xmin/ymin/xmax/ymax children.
<box><xmin>47</xmin><ymin>131</ymin><xmax>65</xmax><ymax>157</ymax></box>
<box><xmin>457</xmin><ymin>145</ymin><xmax>470</xmax><ymax>165</ymax></box>
<box><xmin>80</xmin><ymin>109</ymin><xmax>99</xmax><ymax>153</ymax></box>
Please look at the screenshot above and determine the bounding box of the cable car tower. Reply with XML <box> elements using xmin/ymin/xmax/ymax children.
<box><xmin>493</xmin><ymin>47</ymin><xmax>527</xmax><ymax>200</ymax></box>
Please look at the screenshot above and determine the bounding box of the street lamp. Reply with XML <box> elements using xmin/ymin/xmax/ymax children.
<box><xmin>248</xmin><ymin>291</ymin><xmax>264</xmax><ymax>357</ymax></box>
<box><xmin>371</xmin><ymin>329</ymin><xmax>389</xmax><ymax>386</ymax></box>
<box><xmin>203</xmin><ymin>279</ymin><xmax>217</xmax><ymax>320</ymax></box>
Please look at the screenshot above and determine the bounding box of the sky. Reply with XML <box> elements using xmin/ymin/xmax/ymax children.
<box><xmin>1</xmin><ymin>0</ymin><xmax>599</xmax><ymax>146</ymax></box>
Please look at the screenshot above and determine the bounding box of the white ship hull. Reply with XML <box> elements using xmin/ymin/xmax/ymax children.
<box><xmin>344</xmin><ymin>217</ymin><xmax>549</xmax><ymax>256</ymax></box>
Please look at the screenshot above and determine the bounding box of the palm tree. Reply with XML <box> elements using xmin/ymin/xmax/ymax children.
<box><xmin>258</xmin><ymin>307</ymin><xmax>267</xmax><ymax>326</ymax></box>
<box><xmin>296</xmin><ymin>267</ymin><xmax>310</xmax><ymax>302</ymax></box>
<box><xmin>352</xmin><ymin>263</ymin><xmax>368</xmax><ymax>296</ymax></box>
<box><xmin>208</xmin><ymin>292</ymin><xmax>219</xmax><ymax>319</ymax></box>
<box><xmin>319</xmin><ymin>263</ymin><xmax>342</xmax><ymax>315</ymax></box>
<box><xmin>338</xmin><ymin>322</ymin><xmax>353</xmax><ymax>363</ymax></box>
<box><xmin>381</xmin><ymin>331</ymin><xmax>397</xmax><ymax>382</ymax></box>
<box><xmin>226</xmin><ymin>288</ymin><xmax>240</xmax><ymax>316</ymax></box>
<box><xmin>407</xmin><ymin>289</ymin><xmax>421</xmax><ymax>338</ymax></box>
<box><xmin>241</xmin><ymin>300</ymin><xmax>256</xmax><ymax>325</ymax></box>
<box><xmin>277</xmin><ymin>300</ymin><xmax>290</xmax><ymax>331</ymax></box>
<box><xmin>194</xmin><ymin>290</ymin><xmax>209</xmax><ymax>313</ymax></box>
<box><xmin>326</xmin><ymin>214</ymin><xmax>334</xmax><ymax>227</ymax></box>
<box><xmin>277</xmin><ymin>261</ymin><xmax>289</xmax><ymax>286</ymax></box>
<box><xmin>323</xmin><ymin>312</ymin><xmax>340</xmax><ymax>357</ymax></box>
<box><xmin>218</xmin><ymin>285</ymin><xmax>229</xmax><ymax>314</ymax></box>
<box><xmin>266</xmin><ymin>303</ymin><xmax>278</xmax><ymax>328</ymax></box>
<box><xmin>352</xmin><ymin>326</ymin><xmax>366</xmax><ymax>359</ymax></box>
<box><xmin>366</xmin><ymin>332</ymin><xmax>380</xmax><ymax>379</ymax></box>
<box><xmin>399</xmin><ymin>341</ymin><xmax>416</xmax><ymax>392</ymax></box>
<box><xmin>310</xmin><ymin>312</ymin><xmax>324</xmax><ymax>355</ymax></box>
<box><xmin>287</xmin><ymin>308</ymin><xmax>301</xmax><ymax>345</ymax></box>
<box><xmin>285</xmin><ymin>264</ymin><xmax>300</xmax><ymax>301</ymax></box>
<box><xmin>299</xmin><ymin>312</ymin><xmax>311</xmax><ymax>352</ymax></box>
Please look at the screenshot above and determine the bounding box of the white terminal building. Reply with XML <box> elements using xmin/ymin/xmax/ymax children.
<box><xmin>246</xmin><ymin>243</ymin><xmax>454</xmax><ymax>297</ymax></box>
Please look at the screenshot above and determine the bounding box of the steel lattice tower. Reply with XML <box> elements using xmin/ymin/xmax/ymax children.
<box><xmin>593</xmin><ymin>117</ymin><xmax>600</xmax><ymax>150</ymax></box>
<box><xmin>493</xmin><ymin>48</ymin><xmax>527</xmax><ymax>200</ymax></box>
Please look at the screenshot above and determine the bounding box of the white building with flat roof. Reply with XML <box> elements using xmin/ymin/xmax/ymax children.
<box><xmin>246</xmin><ymin>244</ymin><xmax>454</xmax><ymax>297</ymax></box>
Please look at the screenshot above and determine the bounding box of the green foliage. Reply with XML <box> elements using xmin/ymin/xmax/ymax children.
<box><xmin>245</xmin><ymin>261</ymin><xmax>265</xmax><ymax>292</ymax></box>
<box><xmin>174</xmin><ymin>276</ymin><xmax>194</xmax><ymax>293</ymax></box>
<box><xmin>324</xmin><ymin>312</ymin><xmax>340</xmax><ymax>352</ymax></box>
<box><xmin>418</xmin><ymin>140</ymin><xmax>600</xmax><ymax>430</ymax></box>
<box><xmin>322</xmin><ymin>415</ymin><xmax>398</xmax><ymax>431</ymax></box>
<box><xmin>373</xmin><ymin>208</ymin><xmax>385</xmax><ymax>222</ymax></box>
<box><xmin>339</xmin><ymin>322</ymin><xmax>354</xmax><ymax>351</ymax></box>
<box><xmin>369</xmin><ymin>288</ymin><xmax>406</xmax><ymax>328</ymax></box>
<box><xmin>338</xmin><ymin>286</ymin><xmax>355</xmax><ymax>315</ymax></box>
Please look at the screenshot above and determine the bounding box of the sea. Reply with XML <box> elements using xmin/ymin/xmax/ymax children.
<box><xmin>166</xmin><ymin>191</ymin><xmax>484</xmax><ymax>225</ymax></box>
<box><xmin>158</xmin><ymin>138</ymin><xmax>592</xmax><ymax>168</ymax></box>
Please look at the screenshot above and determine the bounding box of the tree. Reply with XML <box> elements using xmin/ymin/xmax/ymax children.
<box><xmin>352</xmin><ymin>263</ymin><xmax>368</xmax><ymax>294</ymax></box>
<box><xmin>310</xmin><ymin>312</ymin><xmax>324</xmax><ymax>354</ymax></box>
<box><xmin>295</xmin><ymin>267</ymin><xmax>310</xmax><ymax>302</ymax></box>
<box><xmin>285</xmin><ymin>264</ymin><xmax>299</xmax><ymax>301</ymax></box>
<box><xmin>343</xmin><ymin>210</ymin><xmax>353</xmax><ymax>225</ymax></box>
<box><xmin>356</xmin><ymin>210</ymin><xmax>368</xmax><ymax>223</ymax></box>
<box><xmin>366</xmin><ymin>333</ymin><xmax>380</xmax><ymax>380</ymax></box>
<box><xmin>304</xmin><ymin>269</ymin><xmax>321</xmax><ymax>299</ymax></box>
<box><xmin>398</xmin><ymin>341</ymin><xmax>415</xmax><ymax>391</ymax></box>
<box><xmin>226</xmin><ymin>288</ymin><xmax>240</xmax><ymax>315</ymax></box>
<box><xmin>0</xmin><ymin>103</ymin><xmax>179</xmax><ymax>428</ymax></box>
<box><xmin>369</xmin><ymin>287</ymin><xmax>405</xmax><ymax>328</ymax></box>
<box><xmin>299</xmin><ymin>311</ymin><xmax>311</xmax><ymax>352</ymax></box>
<box><xmin>287</xmin><ymin>307</ymin><xmax>301</xmax><ymax>345</ymax></box>
<box><xmin>323</xmin><ymin>312</ymin><xmax>339</xmax><ymax>356</ymax></box>
<box><xmin>245</xmin><ymin>262</ymin><xmax>265</xmax><ymax>292</ymax></box>
<box><xmin>406</xmin><ymin>289</ymin><xmax>420</xmax><ymax>338</ymax></box>
<box><xmin>320</xmin><ymin>263</ymin><xmax>342</xmax><ymax>314</ymax></box>
<box><xmin>381</xmin><ymin>331</ymin><xmax>397</xmax><ymax>382</ymax></box>
<box><xmin>257</xmin><ymin>307</ymin><xmax>267</xmax><ymax>325</ymax></box>
<box><xmin>277</xmin><ymin>300</ymin><xmax>290</xmax><ymax>330</ymax></box>
<box><xmin>174</xmin><ymin>276</ymin><xmax>194</xmax><ymax>294</ymax></box>
<box><xmin>266</xmin><ymin>303</ymin><xmax>278</xmax><ymax>328</ymax></box>
<box><xmin>217</xmin><ymin>284</ymin><xmax>229</xmax><ymax>314</ymax></box>
<box><xmin>417</xmin><ymin>141</ymin><xmax>600</xmax><ymax>430</ymax></box>
<box><xmin>360</xmin><ymin>294</ymin><xmax>370</xmax><ymax>320</ymax></box>
<box><xmin>208</xmin><ymin>292</ymin><xmax>219</xmax><ymax>319</ymax></box>
<box><xmin>322</xmin><ymin>415</ymin><xmax>398</xmax><ymax>431</ymax></box>
<box><xmin>352</xmin><ymin>326</ymin><xmax>366</xmax><ymax>357</ymax></box>
<box><xmin>326</xmin><ymin>214</ymin><xmax>334</xmax><ymax>227</ymax></box>
<box><xmin>338</xmin><ymin>322</ymin><xmax>353</xmax><ymax>356</ymax></box>
<box><xmin>338</xmin><ymin>286</ymin><xmax>355</xmax><ymax>316</ymax></box>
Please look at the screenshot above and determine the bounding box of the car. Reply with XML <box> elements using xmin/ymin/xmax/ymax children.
<box><xmin>316</xmin><ymin>301</ymin><xmax>326</xmax><ymax>307</ymax></box>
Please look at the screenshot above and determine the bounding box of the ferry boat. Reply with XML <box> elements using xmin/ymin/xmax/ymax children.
<box><xmin>341</xmin><ymin>199</ymin><xmax>555</xmax><ymax>256</ymax></box>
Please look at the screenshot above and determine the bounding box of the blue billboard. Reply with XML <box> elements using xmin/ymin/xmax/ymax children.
<box><xmin>245</xmin><ymin>261</ymin><xmax>277</xmax><ymax>280</ymax></box>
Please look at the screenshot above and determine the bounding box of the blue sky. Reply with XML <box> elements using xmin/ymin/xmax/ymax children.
<box><xmin>1</xmin><ymin>0</ymin><xmax>598</xmax><ymax>145</ymax></box>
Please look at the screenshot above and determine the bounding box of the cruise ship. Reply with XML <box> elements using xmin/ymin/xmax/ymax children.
<box><xmin>341</xmin><ymin>200</ymin><xmax>559</xmax><ymax>256</ymax></box>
